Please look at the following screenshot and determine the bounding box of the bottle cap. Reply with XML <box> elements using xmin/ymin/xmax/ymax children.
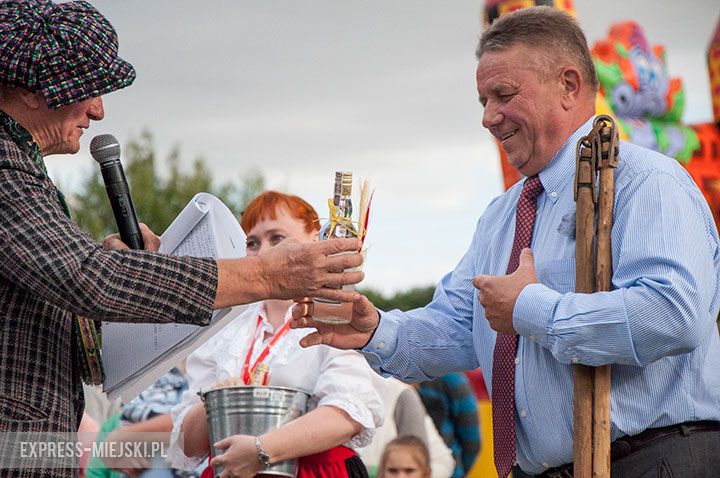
<box><xmin>341</xmin><ymin>171</ymin><xmax>352</xmax><ymax>196</ymax></box>
<box><xmin>333</xmin><ymin>172</ymin><xmax>343</xmax><ymax>205</ymax></box>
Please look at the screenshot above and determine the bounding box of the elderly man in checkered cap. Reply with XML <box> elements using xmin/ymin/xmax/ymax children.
<box><xmin>0</xmin><ymin>2</ymin><xmax>363</xmax><ymax>475</ymax></box>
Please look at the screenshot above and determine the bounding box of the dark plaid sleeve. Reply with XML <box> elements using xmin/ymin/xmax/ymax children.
<box><xmin>0</xmin><ymin>154</ymin><xmax>217</xmax><ymax>325</ymax></box>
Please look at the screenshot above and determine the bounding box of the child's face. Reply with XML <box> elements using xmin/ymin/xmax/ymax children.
<box><xmin>382</xmin><ymin>449</ymin><xmax>427</xmax><ymax>478</ymax></box>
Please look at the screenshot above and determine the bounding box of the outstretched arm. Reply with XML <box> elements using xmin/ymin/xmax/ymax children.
<box><xmin>106</xmin><ymin>228</ymin><xmax>367</xmax><ymax>309</ymax></box>
<box><xmin>215</xmin><ymin>238</ymin><xmax>364</xmax><ymax>307</ymax></box>
<box><xmin>292</xmin><ymin>243</ymin><xmax>480</xmax><ymax>382</ymax></box>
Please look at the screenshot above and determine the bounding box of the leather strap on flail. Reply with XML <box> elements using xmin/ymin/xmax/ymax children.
<box><xmin>573</xmin><ymin>116</ymin><xmax>619</xmax><ymax>203</ymax></box>
<box><xmin>573</xmin><ymin>115</ymin><xmax>619</xmax><ymax>478</ymax></box>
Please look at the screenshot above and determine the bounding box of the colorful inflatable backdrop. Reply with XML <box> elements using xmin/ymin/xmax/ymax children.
<box><xmin>483</xmin><ymin>0</ymin><xmax>575</xmax><ymax>26</ymax></box>
<box><xmin>485</xmin><ymin>0</ymin><xmax>720</xmax><ymax>226</ymax></box>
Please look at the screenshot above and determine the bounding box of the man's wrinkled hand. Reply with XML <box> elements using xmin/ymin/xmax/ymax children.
<box><xmin>257</xmin><ymin>238</ymin><xmax>364</xmax><ymax>301</ymax></box>
<box><xmin>290</xmin><ymin>294</ymin><xmax>379</xmax><ymax>350</ymax></box>
<box><xmin>473</xmin><ymin>248</ymin><xmax>537</xmax><ymax>335</ymax></box>
<box><xmin>102</xmin><ymin>223</ymin><xmax>161</xmax><ymax>252</ymax></box>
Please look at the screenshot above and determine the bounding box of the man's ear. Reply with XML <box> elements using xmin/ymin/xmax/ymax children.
<box><xmin>16</xmin><ymin>88</ymin><xmax>44</xmax><ymax>110</ymax></box>
<box><xmin>559</xmin><ymin>66</ymin><xmax>582</xmax><ymax>110</ymax></box>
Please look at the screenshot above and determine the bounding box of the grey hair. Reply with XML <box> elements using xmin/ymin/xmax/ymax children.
<box><xmin>476</xmin><ymin>6</ymin><xmax>599</xmax><ymax>93</ymax></box>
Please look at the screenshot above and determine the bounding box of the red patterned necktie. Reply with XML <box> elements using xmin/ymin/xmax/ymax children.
<box><xmin>492</xmin><ymin>175</ymin><xmax>544</xmax><ymax>478</ymax></box>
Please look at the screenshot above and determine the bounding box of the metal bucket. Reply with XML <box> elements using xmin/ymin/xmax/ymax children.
<box><xmin>202</xmin><ymin>385</ymin><xmax>310</xmax><ymax>477</ymax></box>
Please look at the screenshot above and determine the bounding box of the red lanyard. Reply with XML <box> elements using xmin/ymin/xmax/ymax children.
<box><xmin>241</xmin><ymin>315</ymin><xmax>291</xmax><ymax>385</ymax></box>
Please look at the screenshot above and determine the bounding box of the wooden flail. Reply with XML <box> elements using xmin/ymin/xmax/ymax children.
<box><xmin>573</xmin><ymin>115</ymin><xmax>619</xmax><ymax>478</ymax></box>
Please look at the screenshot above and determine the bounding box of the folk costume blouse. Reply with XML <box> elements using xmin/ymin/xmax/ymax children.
<box><xmin>168</xmin><ymin>302</ymin><xmax>384</xmax><ymax>470</ymax></box>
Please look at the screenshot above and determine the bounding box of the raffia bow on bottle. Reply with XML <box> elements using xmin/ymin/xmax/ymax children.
<box><xmin>322</xmin><ymin>179</ymin><xmax>374</xmax><ymax>249</ymax></box>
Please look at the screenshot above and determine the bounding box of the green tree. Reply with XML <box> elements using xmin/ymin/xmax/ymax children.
<box><xmin>69</xmin><ymin>129</ymin><xmax>264</xmax><ymax>240</ymax></box>
<box><xmin>359</xmin><ymin>285</ymin><xmax>436</xmax><ymax>312</ymax></box>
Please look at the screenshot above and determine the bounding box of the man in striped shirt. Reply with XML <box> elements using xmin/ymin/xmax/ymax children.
<box><xmin>294</xmin><ymin>7</ymin><xmax>720</xmax><ymax>477</ymax></box>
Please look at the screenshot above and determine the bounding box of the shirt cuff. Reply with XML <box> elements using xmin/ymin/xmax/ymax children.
<box><xmin>361</xmin><ymin>310</ymin><xmax>400</xmax><ymax>376</ymax></box>
<box><xmin>513</xmin><ymin>283</ymin><xmax>561</xmax><ymax>348</ymax></box>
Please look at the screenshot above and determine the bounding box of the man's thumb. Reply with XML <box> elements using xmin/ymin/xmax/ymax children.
<box><xmin>353</xmin><ymin>294</ymin><xmax>374</xmax><ymax>312</ymax></box>
<box><xmin>518</xmin><ymin>248</ymin><xmax>535</xmax><ymax>269</ymax></box>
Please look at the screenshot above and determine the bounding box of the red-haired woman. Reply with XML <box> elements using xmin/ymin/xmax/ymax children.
<box><xmin>167</xmin><ymin>191</ymin><xmax>382</xmax><ymax>478</ymax></box>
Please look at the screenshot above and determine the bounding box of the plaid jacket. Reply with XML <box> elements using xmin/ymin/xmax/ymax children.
<box><xmin>0</xmin><ymin>126</ymin><xmax>218</xmax><ymax>476</ymax></box>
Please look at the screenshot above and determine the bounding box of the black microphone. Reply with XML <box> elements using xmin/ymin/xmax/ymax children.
<box><xmin>90</xmin><ymin>134</ymin><xmax>144</xmax><ymax>250</ymax></box>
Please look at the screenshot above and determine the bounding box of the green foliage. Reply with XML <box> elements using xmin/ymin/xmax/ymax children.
<box><xmin>359</xmin><ymin>285</ymin><xmax>436</xmax><ymax>312</ymax></box>
<box><xmin>69</xmin><ymin>129</ymin><xmax>265</xmax><ymax>240</ymax></box>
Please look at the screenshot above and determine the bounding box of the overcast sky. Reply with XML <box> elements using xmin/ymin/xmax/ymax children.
<box><xmin>49</xmin><ymin>1</ymin><xmax>720</xmax><ymax>294</ymax></box>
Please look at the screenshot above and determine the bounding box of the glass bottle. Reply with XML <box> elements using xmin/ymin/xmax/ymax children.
<box><xmin>313</xmin><ymin>171</ymin><xmax>356</xmax><ymax>324</ymax></box>
<box><xmin>318</xmin><ymin>171</ymin><xmax>343</xmax><ymax>241</ymax></box>
<box><xmin>249</xmin><ymin>362</ymin><xmax>269</xmax><ymax>386</ymax></box>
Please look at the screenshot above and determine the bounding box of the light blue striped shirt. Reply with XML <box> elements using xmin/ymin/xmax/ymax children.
<box><xmin>362</xmin><ymin>118</ymin><xmax>720</xmax><ymax>474</ymax></box>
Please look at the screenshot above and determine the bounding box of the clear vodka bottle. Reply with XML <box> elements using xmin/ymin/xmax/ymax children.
<box><xmin>313</xmin><ymin>171</ymin><xmax>356</xmax><ymax>323</ymax></box>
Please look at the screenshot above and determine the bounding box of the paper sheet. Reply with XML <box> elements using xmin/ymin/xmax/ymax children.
<box><xmin>102</xmin><ymin>193</ymin><xmax>248</xmax><ymax>402</ymax></box>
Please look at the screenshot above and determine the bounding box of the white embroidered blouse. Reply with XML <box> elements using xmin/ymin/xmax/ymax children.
<box><xmin>167</xmin><ymin>302</ymin><xmax>384</xmax><ymax>469</ymax></box>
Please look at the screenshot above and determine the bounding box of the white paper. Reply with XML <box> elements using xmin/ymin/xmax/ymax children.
<box><xmin>102</xmin><ymin>193</ymin><xmax>248</xmax><ymax>402</ymax></box>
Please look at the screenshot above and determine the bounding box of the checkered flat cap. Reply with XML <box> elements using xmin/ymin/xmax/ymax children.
<box><xmin>0</xmin><ymin>0</ymin><xmax>135</xmax><ymax>109</ymax></box>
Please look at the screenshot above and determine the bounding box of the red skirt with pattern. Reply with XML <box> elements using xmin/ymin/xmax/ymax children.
<box><xmin>200</xmin><ymin>446</ymin><xmax>366</xmax><ymax>478</ymax></box>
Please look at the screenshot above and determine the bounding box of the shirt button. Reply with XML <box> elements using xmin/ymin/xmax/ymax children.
<box><xmin>377</xmin><ymin>342</ymin><xmax>385</xmax><ymax>350</ymax></box>
<box><xmin>543</xmin><ymin>463</ymin><xmax>550</xmax><ymax>469</ymax></box>
<box><xmin>571</xmin><ymin>356</ymin><xmax>579</xmax><ymax>364</ymax></box>
<box><xmin>529</xmin><ymin>335</ymin><xmax>535</xmax><ymax>341</ymax></box>
<box><xmin>520</xmin><ymin>409</ymin><xmax>527</xmax><ymax>418</ymax></box>
<box><xmin>514</xmin><ymin>356</ymin><xmax>521</xmax><ymax>365</ymax></box>
<box><xmin>550</xmin><ymin>191</ymin><xmax>558</xmax><ymax>198</ymax></box>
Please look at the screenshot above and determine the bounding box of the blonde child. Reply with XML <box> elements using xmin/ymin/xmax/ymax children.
<box><xmin>378</xmin><ymin>436</ymin><xmax>432</xmax><ymax>478</ymax></box>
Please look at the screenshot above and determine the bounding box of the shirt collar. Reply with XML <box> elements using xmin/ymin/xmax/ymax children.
<box><xmin>222</xmin><ymin>302</ymin><xmax>292</xmax><ymax>351</ymax></box>
<box><xmin>259</xmin><ymin>303</ymin><xmax>294</xmax><ymax>333</ymax></box>
<box><xmin>537</xmin><ymin>117</ymin><xmax>595</xmax><ymax>203</ymax></box>
<box><xmin>0</xmin><ymin>110</ymin><xmax>43</xmax><ymax>163</ymax></box>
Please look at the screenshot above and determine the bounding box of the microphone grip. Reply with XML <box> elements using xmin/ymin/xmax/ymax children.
<box><xmin>101</xmin><ymin>164</ymin><xmax>144</xmax><ymax>251</ymax></box>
